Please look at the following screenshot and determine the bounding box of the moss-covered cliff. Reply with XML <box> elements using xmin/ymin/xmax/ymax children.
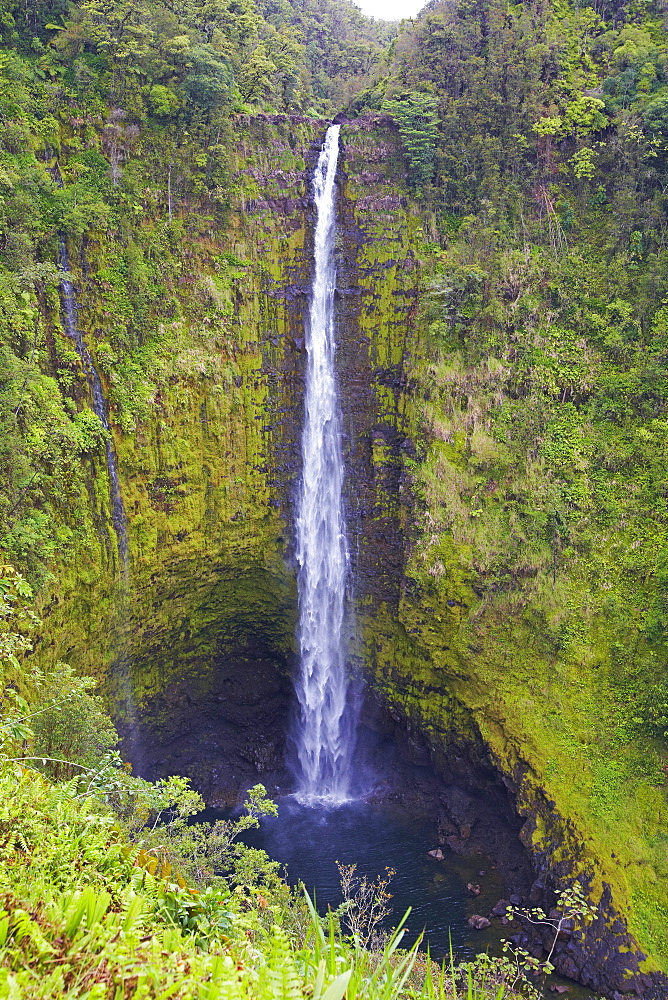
<box><xmin>5</xmin><ymin>17</ymin><xmax>668</xmax><ymax>992</ymax></box>
<box><xmin>22</xmin><ymin>109</ymin><xmax>668</xmax><ymax>991</ymax></box>
<box><xmin>27</xmin><ymin>116</ymin><xmax>322</xmax><ymax>794</ymax></box>
<box><xmin>337</xmin><ymin>116</ymin><xmax>668</xmax><ymax>988</ymax></box>
<box><xmin>9</xmin><ymin>0</ymin><xmax>668</xmax><ymax>991</ymax></box>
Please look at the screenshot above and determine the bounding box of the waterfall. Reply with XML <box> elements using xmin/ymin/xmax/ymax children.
<box><xmin>57</xmin><ymin>238</ymin><xmax>129</xmax><ymax>571</ymax></box>
<box><xmin>294</xmin><ymin>124</ymin><xmax>356</xmax><ymax>805</ymax></box>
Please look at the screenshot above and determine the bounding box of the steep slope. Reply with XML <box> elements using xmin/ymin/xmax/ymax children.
<box><xmin>356</xmin><ymin>0</ymin><xmax>668</xmax><ymax>987</ymax></box>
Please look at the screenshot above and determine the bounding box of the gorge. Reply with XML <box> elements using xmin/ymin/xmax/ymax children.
<box><xmin>24</xmin><ymin>113</ymin><xmax>664</xmax><ymax>995</ymax></box>
<box><xmin>5</xmin><ymin>0</ymin><xmax>668</xmax><ymax>996</ymax></box>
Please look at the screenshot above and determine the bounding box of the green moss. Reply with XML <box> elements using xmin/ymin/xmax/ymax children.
<box><xmin>19</xmin><ymin>110</ymin><xmax>668</xmax><ymax>978</ymax></box>
<box><xmin>30</xmin><ymin>116</ymin><xmax>319</xmax><ymax>712</ymax></box>
<box><xmin>335</xmin><ymin>119</ymin><xmax>668</xmax><ymax>974</ymax></box>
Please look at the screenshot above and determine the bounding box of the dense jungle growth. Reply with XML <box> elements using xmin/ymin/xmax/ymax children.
<box><xmin>5</xmin><ymin>0</ymin><xmax>668</xmax><ymax>992</ymax></box>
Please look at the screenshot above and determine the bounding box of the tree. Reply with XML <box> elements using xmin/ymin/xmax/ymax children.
<box><xmin>181</xmin><ymin>43</ymin><xmax>233</xmax><ymax>110</ymax></box>
<box><xmin>643</xmin><ymin>92</ymin><xmax>668</xmax><ymax>134</ymax></box>
<box><xmin>237</xmin><ymin>41</ymin><xmax>276</xmax><ymax>104</ymax></box>
<box><xmin>505</xmin><ymin>882</ymin><xmax>598</xmax><ymax>976</ymax></box>
<box><xmin>381</xmin><ymin>91</ymin><xmax>439</xmax><ymax>190</ymax></box>
<box><xmin>30</xmin><ymin>664</ymin><xmax>119</xmax><ymax>781</ymax></box>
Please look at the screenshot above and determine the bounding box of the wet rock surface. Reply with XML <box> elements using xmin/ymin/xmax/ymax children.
<box><xmin>358</xmin><ymin>700</ymin><xmax>536</xmax><ymax>903</ymax></box>
<box><xmin>128</xmin><ymin>645</ymin><xmax>292</xmax><ymax>804</ymax></box>
<box><xmin>359</xmin><ymin>686</ymin><xmax>666</xmax><ymax>997</ymax></box>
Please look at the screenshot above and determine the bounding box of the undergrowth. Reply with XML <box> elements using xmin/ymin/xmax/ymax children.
<box><xmin>0</xmin><ymin>764</ymin><xmax>541</xmax><ymax>1000</ymax></box>
<box><xmin>0</xmin><ymin>562</ymin><xmax>542</xmax><ymax>1000</ymax></box>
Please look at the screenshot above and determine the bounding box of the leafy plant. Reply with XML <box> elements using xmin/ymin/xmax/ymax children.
<box><xmin>505</xmin><ymin>881</ymin><xmax>598</xmax><ymax>975</ymax></box>
<box><xmin>382</xmin><ymin>92</ymin><xmax>439</xmax><ymax>190</ymax></box>
<box><xmin>335</xmin><ymin>862</ymin><xmax>395</xmax><ymax>949</ymax></box>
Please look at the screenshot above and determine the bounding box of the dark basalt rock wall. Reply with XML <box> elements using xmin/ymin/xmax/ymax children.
<box><xmin>362</xmin><ymin>689</ymin><xmax>659</xmax><ymax>996</ymax></box>
<box><xmin>336</xmin><ymin>123</ymin><xmax>419</xmax><ymax>613</ymax></box>
<box><xmin>117</xmin><ymin>566</ymin><xmax>298</xmax><ymax>802</ymax></box>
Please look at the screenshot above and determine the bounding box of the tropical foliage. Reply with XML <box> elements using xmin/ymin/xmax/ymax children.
<box><xmin>0</xmin><ymin>564</ymin><xmax>546</xmax><ymax>999</ymax></box>
<box><xmin>4</xmin><ymin>0</ymin><xmax>668</xmax><ymax>982</ymax></box>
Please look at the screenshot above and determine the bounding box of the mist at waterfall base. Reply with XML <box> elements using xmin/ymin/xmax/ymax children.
<box><xmin>239</xmin><ymin>797</ymin><xmax>506</xmax><ymax>962</ymax></box>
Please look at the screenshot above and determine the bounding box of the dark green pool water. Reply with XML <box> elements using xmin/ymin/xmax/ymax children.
<box><xmin>240</xmin><ymin>797</ymin><xmax>507</xmax><ymax>961</ymax></box>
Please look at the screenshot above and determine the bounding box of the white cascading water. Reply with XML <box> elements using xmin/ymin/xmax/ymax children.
<box><xmin>294</xmin><ymin>124</ymin><xmax>354</xmax><ymax>805</ymax></box>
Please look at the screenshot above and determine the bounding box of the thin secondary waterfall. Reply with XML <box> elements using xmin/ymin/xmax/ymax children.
<box><xmin>57</xmin><ymin>238</ymin><xmax>129</xmax><ymax>571</ymax></box>
<box><xmin>294</xmin><ymin>124</ymin><xmax>355</xmax><ymax>805</ymax></box>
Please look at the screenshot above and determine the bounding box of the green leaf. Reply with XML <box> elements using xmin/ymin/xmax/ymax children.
<box><xmin>321</xmin><ymin>970</ymin><xmax>352</xmax><ymax>1000</ymax></box>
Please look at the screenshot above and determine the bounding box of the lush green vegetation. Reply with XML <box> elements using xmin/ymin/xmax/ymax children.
<box><xmin>4</xmin><ymin>0</ymin><xmax>668</xmax><ymax>985</ymax></box>
<box><xmin>366</xmin><ymin>0</ymin><xmax>668</xmax><ymax>971</ymax></box>
<box><xmin>0</xmin><ymin>563</ymin><xmax>551</xmax><ymax>998</ymax></box>
<box><xmin>0</xmin><ymin>0</ymin><xmax>399</xmax><ymax>582</ymax></box>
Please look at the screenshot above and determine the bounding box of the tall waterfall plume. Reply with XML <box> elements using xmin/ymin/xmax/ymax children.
<box><xmin>294</xmin><ymin>124</ymin><xmax>355</xmax><ymax>805</ymax></box>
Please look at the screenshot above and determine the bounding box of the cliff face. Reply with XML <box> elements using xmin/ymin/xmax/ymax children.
<box><xmin>34</xmin><ymin>114</ymin><xmax>425</xmax><ymax>800</ymax></box>
<box><xmin>338</xmin><ymin>122</ymin><xmax>665</xmax><ymax>994</ymax></box>
<box><xmin>37</xmin><ymin>115</ymin><xmax>320</xmax><ymax>792</ymax></box>
<box><xmin>27</xmin><ymin>114</ymin><xmax>668</xmax><ymax>991</ymax></box>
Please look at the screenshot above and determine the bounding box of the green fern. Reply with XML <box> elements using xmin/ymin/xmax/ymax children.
<box><xmin>263</xmin><ymin>925</ymin><xmax>303</xmax><ymax>1000</ymax></box>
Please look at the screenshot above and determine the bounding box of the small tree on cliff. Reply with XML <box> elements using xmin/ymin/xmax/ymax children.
<box><xmin>382</xmin><ymin>91</ymin><xmax>440</xmax><ymax>191</ymax></box>
<box><xmin>506</xmin><ymin>881</ymin><xmax>598</xmax><ymax>975</ymax></box>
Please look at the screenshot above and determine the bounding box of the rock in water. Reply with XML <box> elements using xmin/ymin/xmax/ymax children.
<box><xmin>490</xmin><ymin>898</ymin><xmax>510</xmax><ymax>917</ymax></box>
<box><xmin>468</xmin><ymin>915</ymin><xmax>491</xmax><ymax>930</ymax></box>
<box><xmin>428</xmin><ymin>848</ymin><xmax>444</xmax><ymax>860</ymax></box>
<box><xmin>466</xmin><ymin>882</ymin><xmax>481</xmax><ymax>895</ymax></box>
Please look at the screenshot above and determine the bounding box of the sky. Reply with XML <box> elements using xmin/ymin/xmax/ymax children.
<box><xmin>356</xmin><ymin>0</ymin><xmax>426</xmax><ymax>20</ymax></box>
